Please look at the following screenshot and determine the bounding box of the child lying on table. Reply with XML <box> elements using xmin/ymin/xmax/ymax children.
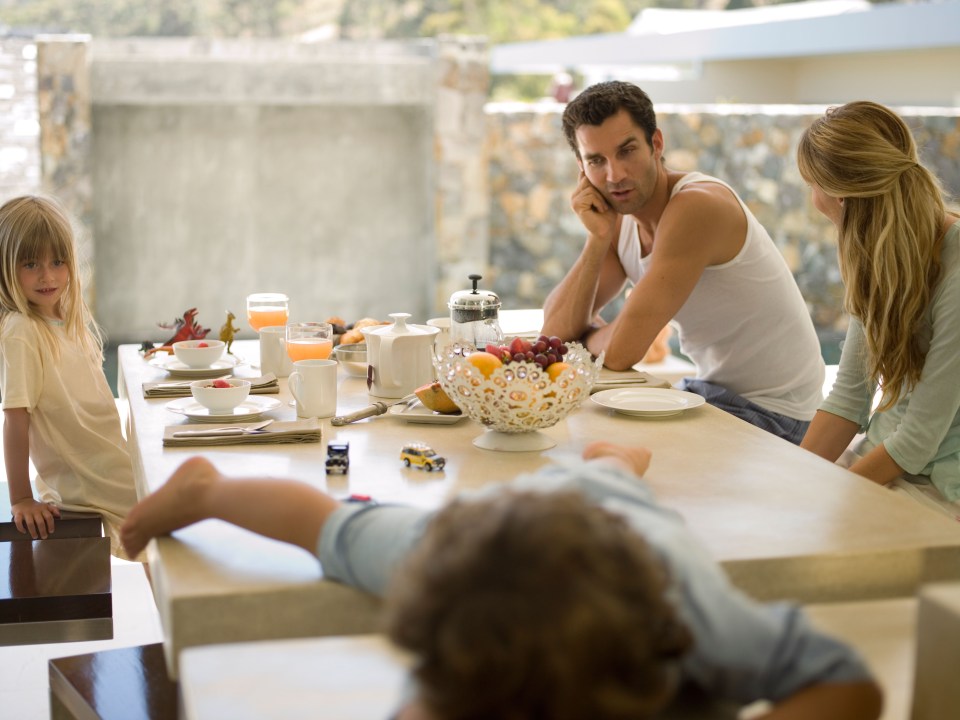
<box><xmin>121</xmin><ymin>442</ymin><xmax>881</xmax><ymax>720</ymax></box>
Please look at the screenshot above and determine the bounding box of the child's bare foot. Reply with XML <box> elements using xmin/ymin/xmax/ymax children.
<box><xmin>121</xmin><ymin>456</ymin><xmax>221</xmax><ymax>558</ymax></box>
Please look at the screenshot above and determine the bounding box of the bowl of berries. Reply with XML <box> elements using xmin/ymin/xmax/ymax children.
<box><xmin>173</xmin><ymin>339</ymin><xmax>225</xmax><ymax>369</ymax></box>
<box><xmin>434</xmin><ymin>335</ymin><xmax>602</xmax><ymax>451</ymax></box>
<box><xmin>190</xmin><ymin>378</ymin><xmax>251</xmax><ymax>413</ymax></box>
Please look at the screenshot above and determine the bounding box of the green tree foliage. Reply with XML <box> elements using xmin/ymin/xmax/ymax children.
<box><xmin>340</xmin><ymin>0</ymin><xmax>634</xmax><ymax>43</ymax></box>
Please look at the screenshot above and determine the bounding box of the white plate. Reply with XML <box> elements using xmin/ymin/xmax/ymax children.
<box><xmin>591</xmin><ymin>388</ymin><xmax>705</xmax><ymax>417</ymax></box>
<box><xmin>388</xmin><ymin>402</ymin><xmax>465</xmax><ymax>425</ymax></box>
<box><xmin>149</xmin><ymin>355</ymin><xmax>239</xmax><ymax>378</ymax></box>
<box><xmin>165</xmin><ymin>396</ymin><xmax>282</xmax><ymax>423</ymax></box>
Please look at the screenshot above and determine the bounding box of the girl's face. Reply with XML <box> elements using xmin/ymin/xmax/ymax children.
<box><xmin>17</xmin><ymin>252</ymin><xmax>69</xmax><ymax>319</ymax></box>
<box><xmin>809</xmin><ymin>183</ymin><xmax>844</xmax><ymax>226</ymax></box>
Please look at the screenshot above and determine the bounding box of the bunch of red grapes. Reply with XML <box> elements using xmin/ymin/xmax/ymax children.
<box><xmin>485</xmin><ymin>335</ymin><xmax>569</xmax><ymax>370</ymax></box>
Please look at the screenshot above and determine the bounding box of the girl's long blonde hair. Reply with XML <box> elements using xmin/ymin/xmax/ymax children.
<box><xmin>0</xmin><ymin>195</ymin><xmax>103</xmax><ymax>360</ymax></box>
<box><xmin>798</xmin><ymin>101</ymin><xmax>947</xmax><ymax>410</ymax></box>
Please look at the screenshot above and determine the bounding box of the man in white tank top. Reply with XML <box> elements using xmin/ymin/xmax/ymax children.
<box><xmin>542</xmin><ymin>81</ymin><xmax>824</xmax><ymax>444</ymax></box>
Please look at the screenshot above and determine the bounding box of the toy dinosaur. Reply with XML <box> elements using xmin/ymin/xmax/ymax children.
<box><xmin>219</xmin><ymin>311</ymin><xmax>240</xmax><ymax>355</ymax></box>
<box><xmin>143</xmin><ymin>308</ymin><xmax>211</xmax><ymax>357</ymax></box>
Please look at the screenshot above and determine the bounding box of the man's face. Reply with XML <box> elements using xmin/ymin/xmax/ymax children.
<box><xmin>575</xmin><ymin>109</ymin><xmax>662</xmax><ymax>216</ymax></box>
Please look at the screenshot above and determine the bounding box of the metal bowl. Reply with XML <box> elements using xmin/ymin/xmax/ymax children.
<box><xmin>335</xmin><ymin>343</ymin><xmax>368</xmax><ymax>377</ymax></box>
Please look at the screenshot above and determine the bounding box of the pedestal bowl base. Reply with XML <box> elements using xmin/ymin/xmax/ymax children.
<box><xmin>472</xmin><ymin>429</ymin><xmax>556</xmax><ymax>452</ymax></box>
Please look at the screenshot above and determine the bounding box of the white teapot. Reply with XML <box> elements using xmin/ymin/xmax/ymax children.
<box><xmin>361</xmin><ymin>313</ymin><xmax>439</xmax><ymax>398</ymax></box>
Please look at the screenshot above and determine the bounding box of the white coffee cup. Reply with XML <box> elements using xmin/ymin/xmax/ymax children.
<box><xmin>259</xmin><ymin>325</ymin><xmax>294</xmax><ymax>378</ymax></box>
<box><xmin>426</xmin><ymin>316</ymin><xmax>451</xmax><ymax>353</ymax></box>
<box><xmin>289</xmin><ymin>359</ymin><xmax>337</xmax><ymax>418</ymax></box>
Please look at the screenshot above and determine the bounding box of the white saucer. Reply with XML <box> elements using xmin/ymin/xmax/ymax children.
<box><xmin>150</xmin><ymin>355</ymin><xmax>239</xmax><ymax>378</ymax></box>
<box><xmin>591</xmin><ymin>388</ymin><xmax>705</xmax><ymax>418</ymax></box>
<box><xmin>165</xmin><ymin>396</ymin><xmax>282</xmax><ymax>422</ymax></box>
<box><xmin>388</xmin><ymin>403</ymin><xmax>465</xmax><ymax>425</ymax></box>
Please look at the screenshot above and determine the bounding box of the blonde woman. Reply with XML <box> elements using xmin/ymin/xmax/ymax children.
<box><xmin>0</xmin><ymin>195</ymin><xmax>140</xmax><ymax>558</ymax></box>
<box><xmin>798</xmin><ymin>102</ymin><xmax>960</xmax><ymax>508</ymax></box>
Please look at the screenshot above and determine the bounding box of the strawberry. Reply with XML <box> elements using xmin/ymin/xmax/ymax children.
<box><xmin>212</xmin><ymin>379</ymin><xmax>232</xmax><ymax>389</ymax></box>
<box><xmin>509</xmin><ymin>337</ymin><xmax>532</xmax><ymax>356</ymax></box>
<box><xmin>197</xmin><ymin>342</ymin><xmax>209</xmax><ymax>348</ymax></box>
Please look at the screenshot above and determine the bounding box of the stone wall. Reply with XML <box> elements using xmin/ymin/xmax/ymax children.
<box><xmin>486</xmin><ymin>102</ymin><xmax>960</xmax><ymax>358</ymax></box>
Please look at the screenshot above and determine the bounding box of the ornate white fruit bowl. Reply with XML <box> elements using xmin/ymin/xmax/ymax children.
<box><xmin>434</xmin><ymin>343</ymin><xmax>603</xmax><ymax>451</ymax></box>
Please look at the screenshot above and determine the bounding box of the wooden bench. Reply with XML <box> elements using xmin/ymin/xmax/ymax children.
<box><xmin>50</xmin><ymin>643</ymin><xmax>178</xmax><ymax>720</ymax></box>
<box><xmin>0</xmin><ymin>492</ymin><xmax>112</xmax><ymax>646</ymax></box>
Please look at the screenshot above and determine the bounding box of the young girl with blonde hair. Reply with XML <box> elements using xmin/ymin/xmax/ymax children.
<box><xmin>798</xmin><ymin>101</ymin><xmax>960</xmax><ymax>507</ymax></box>
<box><xmin>0</xmin><ymin>195</ymin><xmax>139</xmax><ymax>558</ymax></box>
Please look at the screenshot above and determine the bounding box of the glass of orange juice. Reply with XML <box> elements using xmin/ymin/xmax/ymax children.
<box><xmin>247</xmin><ymin>293</ymin><xmax>289</xmax><ymax>332</ymax></box>
<box><xmin>286</xmin><ymin>322</ymin><xmax>333</xmax><ymax>362</ymax></box>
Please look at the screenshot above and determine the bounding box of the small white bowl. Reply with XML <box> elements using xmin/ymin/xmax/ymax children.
<box><xmin>334</xmin><ymin>343</ymin><xmax>368</xmax><ymax>378</ymax></box>
<box><xmin>173</xmin><ymin>340</ymin><xmax>225</xmax><ymax>368</ymax></box>
<box><xmin>190</xmin><ymin>379</ymin><xmax>251</xmax><ymax>412</ymax></box>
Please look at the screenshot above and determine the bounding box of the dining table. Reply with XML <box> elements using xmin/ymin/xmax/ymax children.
<box><xmin>118</xmin><ymin>340</ymin><xmax>960</xmax><ymax>679</ymax></box>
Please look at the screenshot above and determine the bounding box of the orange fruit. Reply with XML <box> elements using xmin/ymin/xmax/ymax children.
<box><xmin>415</xmin><ymin>381</ymin><xmax>460</xmax><ymax>414</ymax></box>
<box><xmin>546</xmin><ymin>361</ymin><xmax>572</xmax><ymax>382</ymax></box>
<box><xmin>466</xmin><ymin>351</ymin><xmax>503</xmax><ymax>378</ymax></box>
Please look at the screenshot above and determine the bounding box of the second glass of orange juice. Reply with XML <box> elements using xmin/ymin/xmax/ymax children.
<box><xmin>286</xmin><ymin>322</ymin><xmax>333</xmax><ymax>362</ymax></box>
<box><xmin>247</xmin><ymin>293</ymin><xmax>289</xmax><ymax>332</ymax></box>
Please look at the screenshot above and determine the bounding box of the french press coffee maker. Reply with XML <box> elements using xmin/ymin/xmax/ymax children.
<box><xmin>448</xmin><ymin>274</ymin><xmax>504</xmax><ymax>351</ymax></box>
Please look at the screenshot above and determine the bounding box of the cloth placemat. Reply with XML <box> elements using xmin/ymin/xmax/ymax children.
<box><xmin>162</xmin><ymin>418</ymin><xmax>321</xmax><ymax>447</ymax></box>
<box><xmin>145</xmin><ymin>374</ymin><xmax>279</xmax><ymax>399</ymax></box>
<box><xmin>591</xmin><ymin>368</ymin><xmax>672</xmax><ymax>394</ymax></box>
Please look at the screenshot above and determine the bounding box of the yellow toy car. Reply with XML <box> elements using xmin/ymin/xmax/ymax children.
<box><xmin>399</xmin><ymin>442</ymin><xmax>446</xmax><ymax>472</ymax></box>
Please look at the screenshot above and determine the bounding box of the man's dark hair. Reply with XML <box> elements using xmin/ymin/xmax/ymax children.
<box><xmin>562</xmin><ymin>81</ymin><xmax>657</xmax><ymax>156</ymax></box>
<box><xmin>384</xmin><ymin>490</ymin><xmax>692</xmax><ymax>720</ymax></box>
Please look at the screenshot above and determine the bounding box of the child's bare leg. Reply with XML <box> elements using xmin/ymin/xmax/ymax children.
<box><xmin>121</xmin><ymin>456</ymin><xmax>339</xmax><ymax>558</ymax></box>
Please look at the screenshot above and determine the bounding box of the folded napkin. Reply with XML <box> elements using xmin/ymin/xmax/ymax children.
<box><xmin>144</xmin><ymin>374</ymin><xmax>280</xmax><ymax>399</ymax></box>
<box><xmin>591</xmin><ymin>368</ymin><xmax>672</xmax><ymax>394</ymax></box>
<box><xmin>163</xmin><ymin>418</ymin><xmax>322</xmax><ymax>447</ymax></box>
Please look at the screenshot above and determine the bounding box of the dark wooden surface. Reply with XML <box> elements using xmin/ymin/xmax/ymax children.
<box><xmin>0</xmin><ymin>536</ymin><xmax>111</xmax><ymax>624</ymax></box>
<box><xmin>50</xmin><ymin>643</ymin><xmax>178</xmax><ymax>720</ymax></box>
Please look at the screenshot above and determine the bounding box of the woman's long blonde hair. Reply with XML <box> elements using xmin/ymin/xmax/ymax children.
<box><xmin>798</xmin><ymin>101</ymin><xmax>947</xmax><ymax>410</ymax></box>
<box><xmin>0</xmin><ymin>195</ymin><xmax>102</xmax><ymax>360</ymax></box>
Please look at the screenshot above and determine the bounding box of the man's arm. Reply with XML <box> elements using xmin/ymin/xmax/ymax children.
<box><xmin>584</xmin><ymin>184</ymin><xmax>745</xmax><ymax>369</ymax></box>
<box><xmin>542</xmin><ymin>172</ymin><xmax>628</xmax><ymax>341</ymax></box>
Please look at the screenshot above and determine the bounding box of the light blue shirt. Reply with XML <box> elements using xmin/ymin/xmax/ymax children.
<box><xmin>821</xmin><ymin>221</ymin><xmax>960</xmax><ymax>500</ymax></box>
<box><xmin>319</xmin><ymin>459</ymin><xmax>872</xmax><ymax>705</ymax></box>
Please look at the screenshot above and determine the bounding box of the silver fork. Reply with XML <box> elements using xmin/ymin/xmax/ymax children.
<box><xmin>172</xmin><ymin>419</ymin><xmax>274</xmax><ymax>438</ymax></box>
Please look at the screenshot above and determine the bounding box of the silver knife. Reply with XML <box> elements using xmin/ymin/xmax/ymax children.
<box><xmin>331</xmin><ymin>394</ymin><xmax>416</xmax><ymax>426</ymax></box>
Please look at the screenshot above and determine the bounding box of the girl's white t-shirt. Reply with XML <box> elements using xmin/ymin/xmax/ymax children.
<box><xmin>0</xmin><ymin>313</ymin><xmax>137</xmax><ymax>555</ymax></box>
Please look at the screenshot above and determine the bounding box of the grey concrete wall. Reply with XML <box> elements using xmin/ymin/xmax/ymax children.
<box><xmin>91</xmin><ymin>102</ymin><xmax>433</xmax><ymax>339</ymax></box>
<box><xmin>64</xmin><ymin>38</ymin><xmax>448</xmax><ymax>342</ymax></box>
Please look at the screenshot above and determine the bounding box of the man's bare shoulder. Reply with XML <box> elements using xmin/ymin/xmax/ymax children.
<box><xmin>667</xmin><ymin>178</ymin><xmax>743</xmax><ymax>217</ymax></box>
<box><xmin>656</xmin><ymin>178</ymin><xmax>746</xmax><ymax>264</ymax></box>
